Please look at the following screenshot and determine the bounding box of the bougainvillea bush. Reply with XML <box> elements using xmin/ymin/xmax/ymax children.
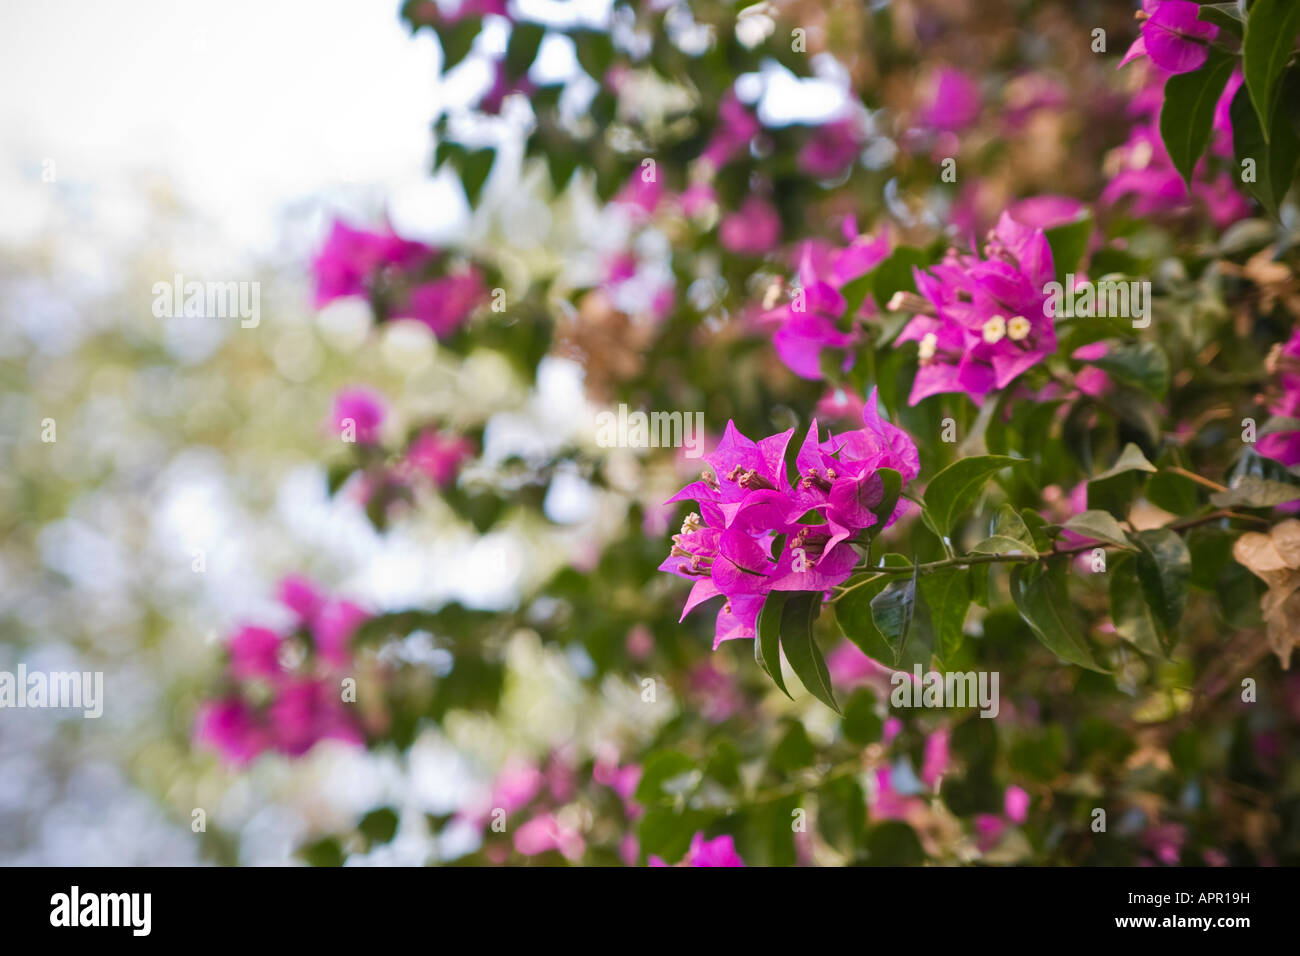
<box><xmin>194</xmin><ymin>0</ymin><xmax>1300</xmax><ymax>866</ymax></box>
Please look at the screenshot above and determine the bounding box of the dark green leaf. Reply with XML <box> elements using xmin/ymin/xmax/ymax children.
<box><xmin>779</xmin><ymin>591</ymin><xmax>838</xmax><ymax>712</ymax></box>
<box><xmin>1043</xmin><ymin>211</ymin><xmax>1093</xmax><ymax>281</ymax></box>
<box><xmin>505</xmin><ymin>22</ymin><xmax>544</xmax><ymax>81</ymax></box>
<box><xmin>870</xmin><ymin>566</ymin><xmax>917</xmax><ymax>665</ymax></box>
<box><xmin>922</xmin><ymin>455</ymin><xmax>1027</xmax><ymax>537</ymax></box>
<box><xmin>1109</xmin><ymin>552</ymin><xmax>1165</xmax><ymax>656</ymax></box>
<box><xmin>756</xmin><ymin>591</ymin><xmax>794</xmax><ymax>699</ymax></box>
<box><xmin>1159</xmin><ymin>48</ymin><xmax>1238</xmax><ymax>187</ymax></box>
<box><xmin>1231</xmin><ymin>78</ymin><xmax>1300</xmax><ymax>218</ymax></box>
<box><xmin>917</xmin><ymin>569</ymin><xmax>971</xmax><ymax>664</ymax></box>
<box><xmin>1009</xmin><ymin>562</ymin><xmax>1104</xmax><ymax>671</ymax></box>
<box><xmin>1132</xmin><ymin>528</ymin><xmax>1192</xmax><ymax>642</ymax></box>
<box><xmin>1243</xmin><ymin>0</ymin><xmax>1300</xmax><ymax>137</ymax></box>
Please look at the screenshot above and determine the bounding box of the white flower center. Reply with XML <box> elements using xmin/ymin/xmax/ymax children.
<box><xmin>981</xmin><ymin>315</ymin><xmax>1007</xmax><ymax>345</ymax></box>
<box><xmin>1007</xmin><ymin>316</ymin><xmax>1032</xmax><ymax>341</ymax></box>
<box><xmin>918</xmin><ymin>332</ymin><xmax>938</xmax><ymax>361</ymax></box>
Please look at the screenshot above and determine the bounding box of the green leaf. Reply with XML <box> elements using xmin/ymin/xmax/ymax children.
<box><xmin>923</xmin><ymin>455</ymin><xmax>1027</xmax><ymax>537</ymax></box>
<box><xmin>1231</xmin><ymin>77</ymin><xmax>1300</xmax><ymax>218</ymax></box>
<box><xmin>505</xmin><ymin>22</ymin><xmax>545</xmax><ymax>81</ymax></box>
<box><xmin>779</xmin><ymin>591</ymin><xmax>838</xmax><ymax>712</ymax></box>
<box><xmin>1210</xmin><ymin>475</ymin><xmax>1300</xmax><ymax>508</ymax></box>
<box><xmin>1132</xmin><ymin>528</ymin><xmax>1192</xmax><ymax>643</ymax></box>
<box><xmin>868</xmin><ymin>247</ymin><xmax>933</xmax><ymax>310</ymax></box>
<box><xmin>970</xmin><ymin>502</ymin><xmax>1038</xmax><ymax>557</ymax></box>
<box><xmin>839</xmin><ymin>271</ymin><xmax>875</xmax><ymax>323</ymax></box>
<box><xmin>1109</xmin><ymin>552</ymin><xmax>1165</xmax><ymax>657</ymax></box>
<box><xmin>1043</xmin><ymin>211</ymin><xmax>1093</xmax><ymax>281</ymax></box>
<box><xmin>1159</xmin><ymin>48</ymin><xmax>1238</xmax><ymax>187</ymax></box>
<box><xmin>634</xmin><ymin>751</ymin><xmax>695</xmax><ymax>804</ymax></box>
<box><xmin>1091</xmin><ymin>341</ymin><xmax>1170</xmax><ymax>398</ymax></box>
<box><xmin>868</xmin><ymin>467</ymin><xmax>903</xmax><ymax>526</ymax></box>
<box><xmin>1087</xmin><ymin>442</ymin><xmax>1157</xmax><ymax>518</ymax></box>
<box><xmin>833</xmin><ymin>574</ymin><xmax>894</xmax><ymax>663</ymax></box>
<box><xmin>1199</xmin><ymin>3</ymin><xmax>1244</xmax><ymax>39</ymax></box>
<box><xmin>1095</xmin><ymin>443</ymin><xmax>1158</xmax><ymax>481</ymax></box>
<box><xmin>756</xmin><ymin>591</ymin><xmax>794</xmax><ymax>700</ymax></box>
<box><xmin>769</xmin><ymin>720</ymin><xmax>816</xmax><ymax>773</ymax></box>
<box><xmin>545</xmin><ymin>146</ymin><xmax>579</xmax><ymax>193</ymax></box>
<box><xmin>459</xmin><ymin>147</ymin><xmax>496</xmax><ymax>206</ymax></box>
<box><xmin>1009</xmin><ymin>563</ymin><xmax>1104</xmax><ymax>671</ymax></box>
<box><xmin>841</xmin><ymin>688</ymin><xmax>883</xmax><ymax>745</ymax></box>
<box><xmin>1243</xmin><ymin>0</ymin><xmax>1300</xmax><ymax>138</ymax></box>
<box><xmin>1062</xmin><ymin>510</ymin><xmax>1136</xmax><ymax>550</ymax></box>
<box><xmin>438</xmin><ymin>17</ymin><xmax>481</xmax><ymax>73</ymax></box>
<box><xmin>358</xmin><ymin>807</ymin><xmax>400</xmax><ymax>845</ymax></box>
<box><xmin>863</xmin><ymin>821</ymin><xmax>925</xmax><ymax>864</ymax></box>
<box><xmin>572</xmin><ymin>29</ymin><xmax>615</xmax><ymax>81</ymax></box>
<box><xmin>869</xmin><ymin>567</ymin><xmax>917</xmax><ymax>665</ymax></box>
<box><xmin>299</xmin><ymin>837</ymin><xmax>346</xmax><ymax>867</ymax></box>
<box><xmin>917</xmin><ymin>569</ymin><xmax>971</xmax><ymax>664</ymax></box>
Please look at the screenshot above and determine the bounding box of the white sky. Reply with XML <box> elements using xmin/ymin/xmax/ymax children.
<box><xmin>0</xmin><ymin>0</ymin><xmax>444</xmax><ymax>252</ymax></box>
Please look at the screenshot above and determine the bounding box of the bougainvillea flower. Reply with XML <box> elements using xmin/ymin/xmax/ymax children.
<box><xmin>896</xmin><ymin>212</ymin><xmax>1058</xmax><ymax>405</ymax></box>
<box><xmin>612</xmin><ymin>172</ymin><xmax>664</xmax><ymax>219</ymax></box>
<box><xmin>700</xmin><ymin>89</ymin><xmax>760</xmax><ymax>169</ymax></box>
<box><xmin>311</xmin><ymin>599</ymin><xmax>368</xmax><ymax>669</ymax></box>
<box><xmin>405</xmin><ymin>429</ymin><xmax>474</xmax><ymax>487</ymax></box>
<box><xmin>1119</xmin><ymin>1</ymin><xmax>1218</xmax><ymax>75</ymax></box>
<box><xmin>227</xmin><ymin>626</ymin><xmax>284</xmax><ymax>682</ymax></box>
<box><xmin>649</xmin><ymin>832</ymin><xmax>744</xmax><ymax>867</ymax></box>
<box><xmin>918</xmin><ymin>67</ymin><xmax>981</xmax><ymax>132</ymax></box>
<box><xmin>761</xmin><ymin>233</ymin><xmax>890</xmax><ymax>381</ymax></box>
<box><xmin>278</xmin><ymin>574</ymin><xmax>326</xmax><ymax>625</ymax></box>
<box><xmin>662</xmin><ymin>399</ymin><xmax>918</xmax><ymax>648</ymax></box>
<box><xmin>719</xmin><ymin>196</ymin><xmax>781</xmax><ymax>256</ymax></box>
<box><xmin>513</xmin><ymin>813</ymin><xmax>585</xmax><ymax>861</ymax></box>
<box><xmin>393</xmin><ymin>269</ymin><xmax>487</xmax><ymax>337</ymax></box>
<box><xmin>194</xmin><ymin>699</ymin><xmax>272</xmax><ymax>766</ymax></box>
<box><xmin>311</xmin><ymin>220</ymin><xmax>434</xmax><ymax>307</ymax></box>
<box><xmin>331</xmin><ymin>386</ymin><xmax>387</xmax><ymax>443</ymax></box>
<box><xmin>1259</xmin><ymin>328</ymin><xmax>1300</xmax><ymax>465</ymax></box>
<box><xmin>798</xmin><ymin>117</ymin><xmax>862</xmax><ymax>178</ymax></box>
<box><xmin>269</xmin><ymin>678</ymin><xmax>365</xmax><ymax>756</ymax></box>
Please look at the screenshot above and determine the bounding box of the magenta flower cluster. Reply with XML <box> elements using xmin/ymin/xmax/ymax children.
<box><xmin>312</xmin><ymin>219</ymin><xmax>487</xmax><ymax>337</ymax></box>
<box><xmin>195</xmin><ymin>577</ymin><xmax>369</xmax><ymax>765</ymax></box>
<box><xmin>896</xmin><ymin>213</ymin><xmax>1059</xmax><ymax>406</ymax></box>
<box><xmin>660</xmin><ymin>389</ymin><xmax>919</xmax><ymax>649</ymax></box>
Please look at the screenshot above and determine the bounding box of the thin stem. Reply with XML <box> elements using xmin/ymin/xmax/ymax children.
<box><xmin>827</xmin><ymin>508</ymin><xmax>1269</xmax><ymax>601</ymax></box>
<box><xmin>1164</xmin><ymin>466</ymin><xmax>1228</xmax><ymax>493</ymax></box>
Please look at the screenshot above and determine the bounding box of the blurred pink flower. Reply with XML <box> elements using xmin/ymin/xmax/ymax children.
<box><xmin>720</xmin><ymin>197</ymin><xmax>781</xmax><ymax>256</ymax></box>
<box><xmin>919</xmin><ymin>67</ymin><xmax>980</xmax><ymax>132</ymax></box>
<box><xmin>311</xmin><ymin>220</ymin><xmax>433</xmax><ymax>308</ymax></box>
<box><xmin>650</xmin><ymin>832</ymin><xmax>744</xmax><ymax>866</ymax></box>
<box><xmin>332</xmin><ymin>387</ymin><xmax>387</xmax><ymax>444</ymax></box>
<box><xmin>406</xmin><ymin>430</ymin><xmax>474</xmax><ymax>487</ymax></box>
<box><xmin>799</xmin><ymin>118</ymin><xmax>861</xmax><ymax>178</ymax></box>
<box><xmin>393</xmin><ymin>269</ymin><xmax>487</xmax><ymax>337</ymax></box>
